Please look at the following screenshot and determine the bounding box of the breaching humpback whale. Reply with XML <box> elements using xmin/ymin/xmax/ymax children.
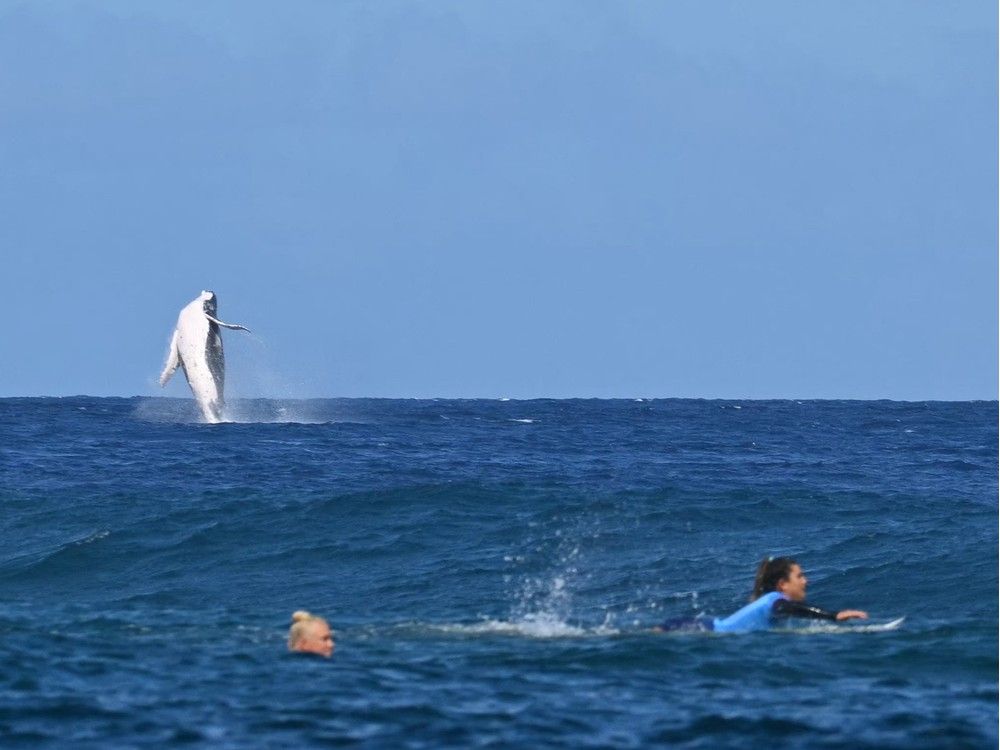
<box><xmin>159</xmin><ymin>291</ymin><xmax>250</xmax><ymax>423</ymax></box>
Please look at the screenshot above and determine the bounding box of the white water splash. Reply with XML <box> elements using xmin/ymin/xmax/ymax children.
<box><xmin>777</xmin><ymin>617</ymin><xmax>906</xmax><ymax>634</ymax></box>
<box><xmin>220</xmin><ymin>400</ymin><xmax>333</xmax><ymax>425</ymax></box>
<box><xmin>420</xmin><ymin>612</ymin><xmax>619</xmax><ymax>639</ymax></box>
<box><xmin>132</xmin><ymin>398</ymin><xmax>336</xmax><ymax>425</ymax></box>
<box><xmin>73</xmin><ymin>530</ymin><xmax>110</xmax><ymax>546</ymax></box>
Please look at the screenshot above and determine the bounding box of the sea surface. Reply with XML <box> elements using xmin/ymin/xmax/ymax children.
<box><xmin>0</xmin><ymin>397</ymin><xmax>996</xmax><ymax>748</ymax></box>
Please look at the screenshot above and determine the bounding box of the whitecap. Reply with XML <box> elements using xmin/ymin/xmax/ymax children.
<box><xmin>74</xmin><ymin>530</ymin><xmax>110</xmax><ymax>546</ymax></box>
<box><xmin>778</xmin><ymin>617</ymin><xmax>905</xmax><ymax>635</ymax></box>
<box><xmin>421</xmin><ymin>613</ymin><xmax>616</xmax><ymax>639</ymax></box>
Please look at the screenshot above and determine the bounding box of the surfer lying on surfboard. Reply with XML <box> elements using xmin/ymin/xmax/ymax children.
<box><xmin>657</xmin><ymin>556</ymin><xmax>868</xmax><ymax>633</ymax></box>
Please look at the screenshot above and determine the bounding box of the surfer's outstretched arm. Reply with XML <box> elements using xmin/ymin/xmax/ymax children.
<box><xmin>159</xmin><ymin>330</ymin><xmax>180</xmax><ymax>386</ymax></box>
<box><xmin>205</xmin><ymin>314</ymin><xmax>251</xmax><ymax>333</ymax></box>
<box><xmin>770</xmin><ymin>599</ymin><xmax>867</xmax><ymax>621</ymax></box>
<box><xmin>833</xmin><ymin>609</ymin><xmax>868</xmax><ymax>621</ymax></box>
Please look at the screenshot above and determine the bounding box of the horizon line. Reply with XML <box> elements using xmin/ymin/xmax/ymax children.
<box><xmin>2</xmin><ymin>394</ymin><xmax>997</xmax><ymax>404</ymax></box>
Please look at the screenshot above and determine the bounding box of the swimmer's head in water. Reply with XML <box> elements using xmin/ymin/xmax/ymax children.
<box><xmin>751</xmin><ymin>557</ymin><xmax>806</xmax><ymax>601</ymax></box>
<box><xmin>288</xmin><ymin>610</ymin><xmax>334</xmax><ymax>658</ymax></box>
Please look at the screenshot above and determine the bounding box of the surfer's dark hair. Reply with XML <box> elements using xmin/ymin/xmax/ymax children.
<box><xmin>751</xmin><ymin>556</ymin><xmax>798</xmax><ymax>601</ymax></box>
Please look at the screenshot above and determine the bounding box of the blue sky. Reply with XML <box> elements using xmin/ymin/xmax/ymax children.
<box><xmin>1</xmin><ymin>1</ymin><xmax>996</xmax><ymax>399</ymax></box>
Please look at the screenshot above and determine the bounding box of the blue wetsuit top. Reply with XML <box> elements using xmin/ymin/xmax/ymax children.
<box><xmin>712</xmin><ymin>591</ymin><xmax>784</xmax><ymax>632</ymax></box>
<box><xmin>712</xmin><ymin>591</ymin><xmax>838</xmax><ymax>633</ymax></box>
<box><xmin>657</xmin><ymin>593</ymin><xmax>839</xmax><ymax>633</ymax></box>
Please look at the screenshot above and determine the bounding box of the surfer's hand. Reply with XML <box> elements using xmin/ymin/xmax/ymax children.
<box><xmin>835</xmin><ymin>609</ymin><xmax>868</xmax><ymax>621</ymax></box>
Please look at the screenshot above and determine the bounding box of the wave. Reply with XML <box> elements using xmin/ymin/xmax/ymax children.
<box><xmin>416</xmin><ymin>613</ymin><xmax>618</xmax><ymax>639</ymax></box>
<box><xmin>368</xmin><ymin>615</ymin><xmax>904</xmax><ymax>641</ymax></box>
<box><xmin>131</xmin><ymin>398</ymin><xmax>339</xmax><ymax>425</ymax></box>
<box><xmin>1</xmin><ymin>529</ymin><xmax>113</xmax><ymax>579</ymax></box>
<box><xmin>774</xmin><ymin>617</ymin><xmax>906</xmax><ymax>634</ymax></box>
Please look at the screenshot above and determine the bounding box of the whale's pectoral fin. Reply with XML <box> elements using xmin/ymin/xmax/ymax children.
<box><xmin>159</xmin><ymin>330</ymin><xmax>181</xmax><ymax>386</ymax></box>
<box><xmin>205</xmin><ymin>314</ymin><xmax>251</xmax><ymax>333</ymax></box>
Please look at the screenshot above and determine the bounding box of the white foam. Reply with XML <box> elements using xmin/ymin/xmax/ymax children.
<box><xmin>778</xmin><ymin>617</ymin><xmax>905</xmax><ymax>634</ymax></box>
<box><xmin>423</xmin><ymin>613</ymin><xmax>618</xmax><ymax>639</ymax></box>
<box><xmin>133</xmin><ymin>398</ymin><xmax>334</xmax><ymax>425</ymax></box>
<box><xmin>73</xmin><ymin>530</ymin><xmax>110</xmax><ymax>546</ymax></box>
<box><xmin>220</xmin><ymin>401</ymin><xmax>333</xmax><ymax>425</ymax></box>
<box><xmin>509</xmin><ymin>418</ymin><xmax>535</xmax><ymax>424</ymax></box>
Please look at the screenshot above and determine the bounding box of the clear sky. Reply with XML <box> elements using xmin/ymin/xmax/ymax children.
<box><xmin>1</xmin><ymin>1</ymin><xmax>996</xmax><ymax>400</ymax></box>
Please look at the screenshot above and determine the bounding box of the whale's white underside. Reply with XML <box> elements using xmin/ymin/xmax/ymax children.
<box><xmin>159</xmin><ymin>291</ymin><xmax>249</xmax><ymax>423</ymax></box>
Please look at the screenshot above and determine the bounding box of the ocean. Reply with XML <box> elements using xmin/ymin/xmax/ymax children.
<box><xmin>0</xmin><ymin>397</ymin><xmax>996</xmax><ymax>748</ymax></box>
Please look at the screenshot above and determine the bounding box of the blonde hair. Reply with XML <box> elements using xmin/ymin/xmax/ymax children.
<box><xmin>288</xmin><ymin>610</ymin><xmax>329</xmax><ymax>649</ymax></box>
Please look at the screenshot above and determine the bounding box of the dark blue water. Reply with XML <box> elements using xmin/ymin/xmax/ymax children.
<box><xmin>1</xmin><ymin>397</ymin><xmax>996</xmax><ymax>748</ymax></box>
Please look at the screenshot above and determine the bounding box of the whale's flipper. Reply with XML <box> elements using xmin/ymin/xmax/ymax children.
<box><xmin>159</xmin><ymin>330</ymin><xmax>181</xmax><ymax>386</ymax></box>
<box><xmin>205</xmin><ymin>314</ymin><xmax>251</xmax><ymax>333</ymax></box>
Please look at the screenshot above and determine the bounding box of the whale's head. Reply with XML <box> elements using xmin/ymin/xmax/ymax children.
<box><xmin>199</xmin><ymin>290</ymin><xmax>218</xmax><ymax>316</ymax></box>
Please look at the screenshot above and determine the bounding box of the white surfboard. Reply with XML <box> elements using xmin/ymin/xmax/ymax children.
<box><xmin>780</xmin><ymin>616</ymin><xmax>905</xmax><ymax>634</ymax></box>
<box><xmin>852</xmin><ymin>616</ymin><xmax>905</xmax><ymax>632</ymax></box>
